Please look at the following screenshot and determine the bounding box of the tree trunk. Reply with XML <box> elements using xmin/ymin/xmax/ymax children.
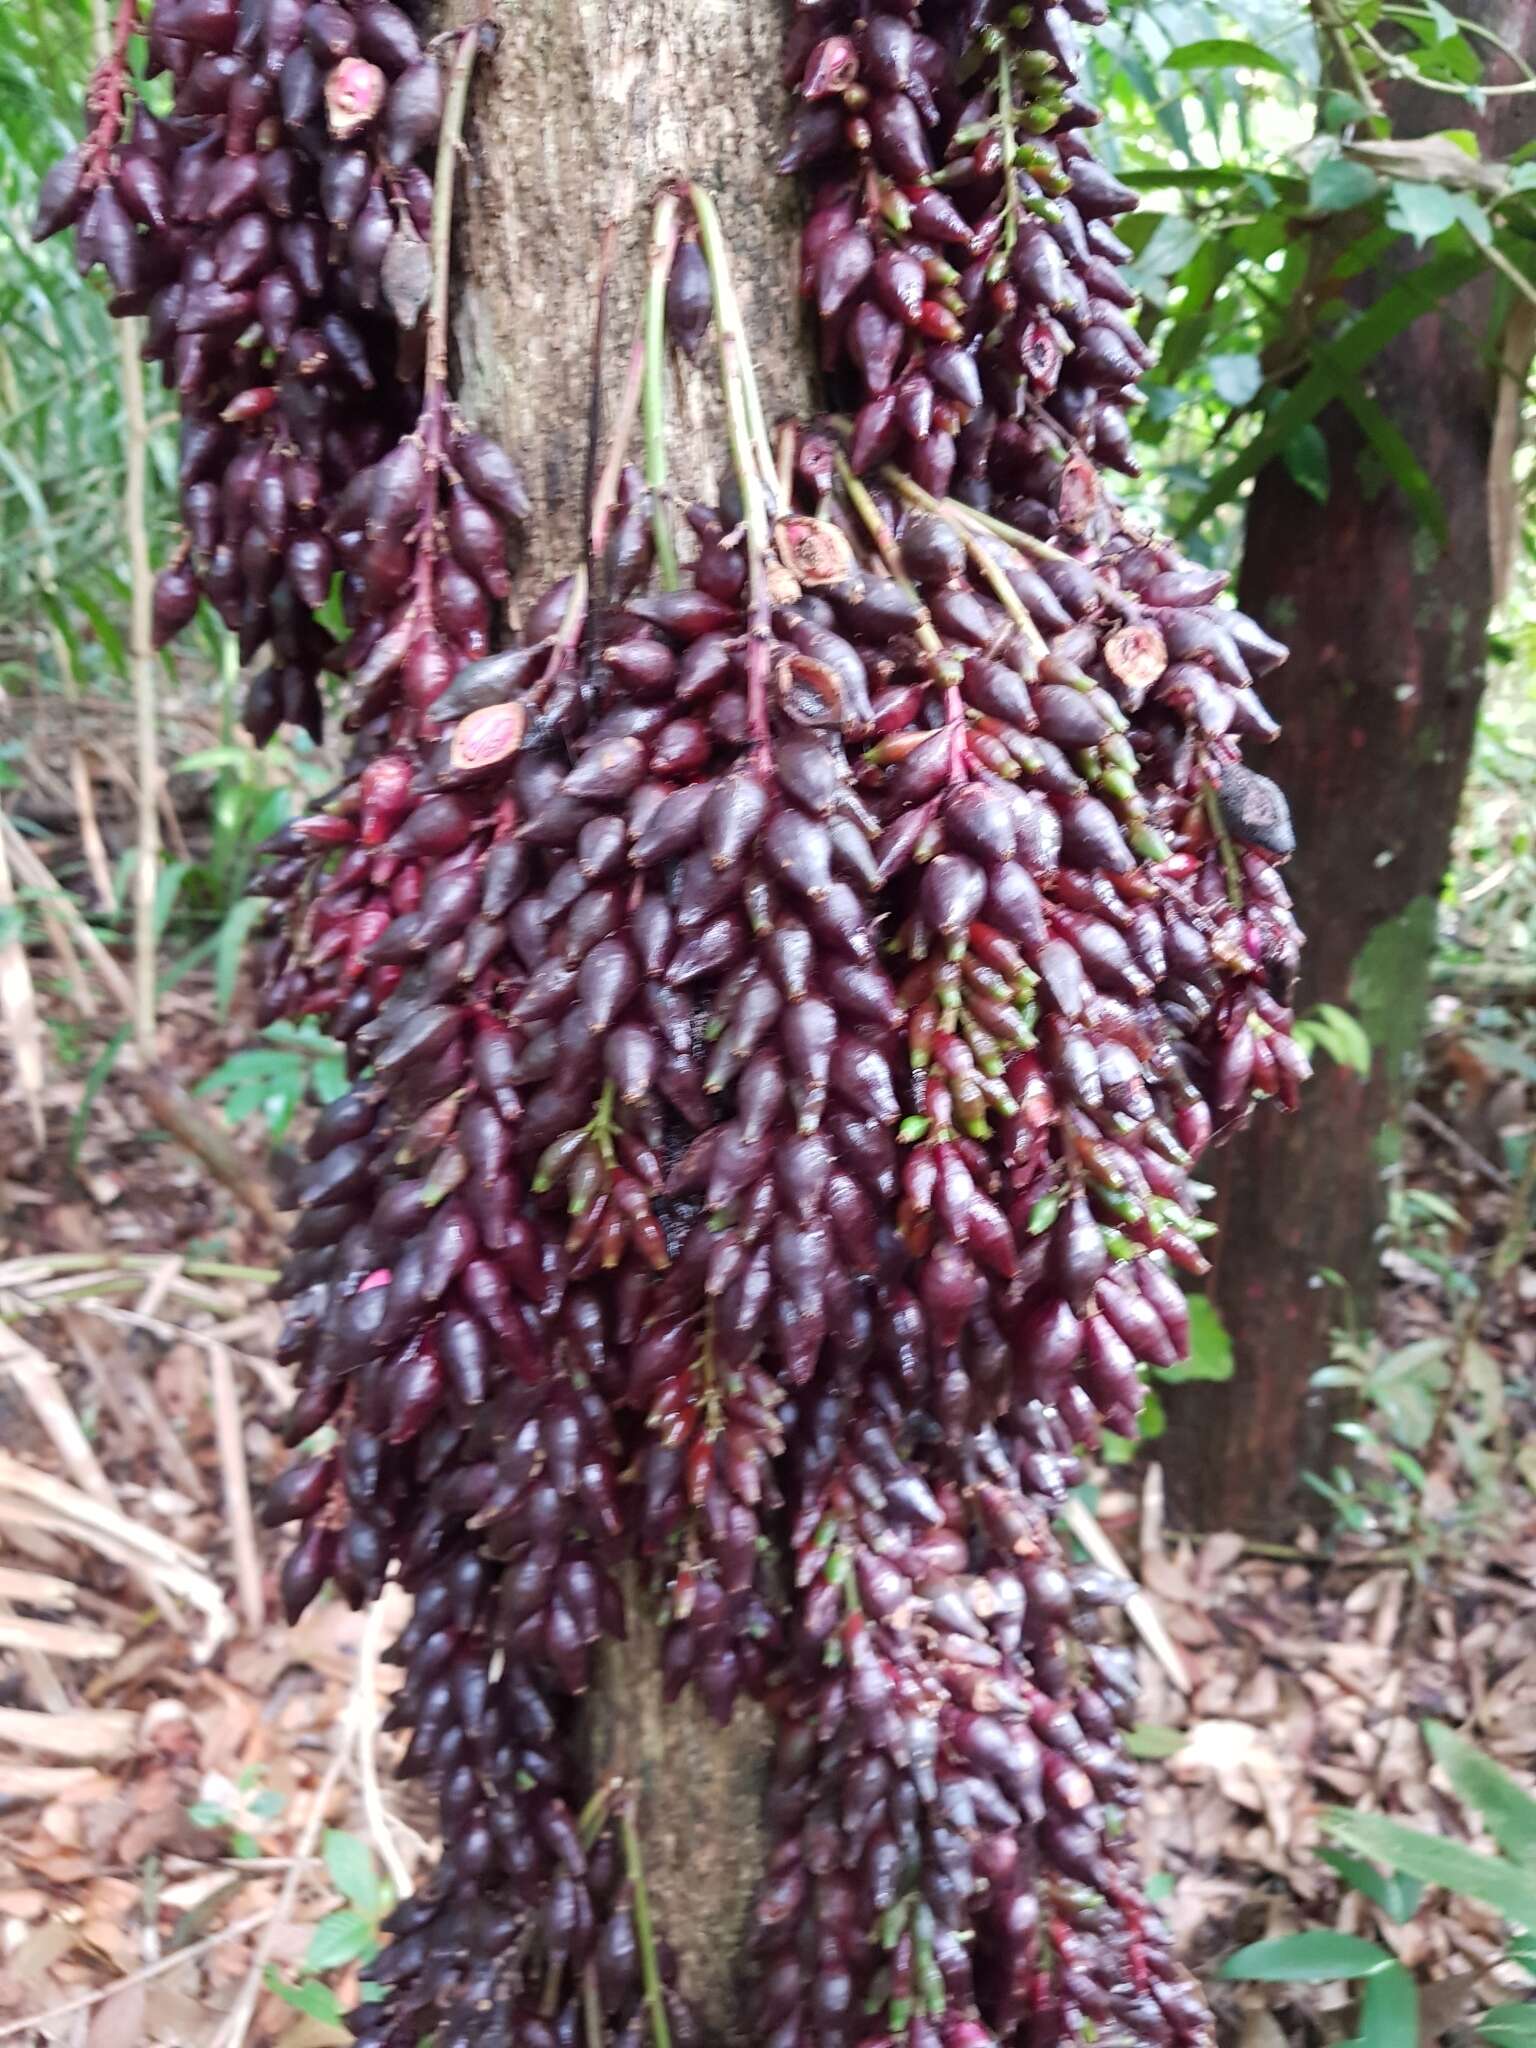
<box><xmin>443</xmin><ymin>0</ymin><xmax>808</xmax><ymax>592</ymax></box>
<box><xmin>1161</xmin><ymin>7</ymin><xmax>1536</xmax><ymax>1536</ymax></box>
<box><xmin>437</xmin><ymin>3</ymin><xmax>807</xmax><ymax>2034</ymax></box>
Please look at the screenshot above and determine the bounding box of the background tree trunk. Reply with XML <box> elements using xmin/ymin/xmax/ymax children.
<box><xmin>1161</xmin><ymin>5</ymin><xmax>1536</xmax><ymax>1537</ymax></box>
<box><xmin>437</xmin><ymin>3</ymin><xmax>807</xmax><ymax>2035</ymax></box>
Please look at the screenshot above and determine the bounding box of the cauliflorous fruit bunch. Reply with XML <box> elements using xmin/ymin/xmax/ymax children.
<box><xmin>41</xmin><ymin>2</ymin><xmax>1304</xmax><ymax>2043</ymax></box>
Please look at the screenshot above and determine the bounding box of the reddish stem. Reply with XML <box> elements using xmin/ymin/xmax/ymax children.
<box><xmin>83</xmin><ymin>0</ymin><xmax>141</xmax><ymax>186</ymax></box>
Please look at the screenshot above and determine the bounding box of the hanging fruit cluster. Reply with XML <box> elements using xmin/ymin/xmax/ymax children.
<box><xmin>41</xmin><ymin>2</ymin><xmax>1306</xmax><ymax>2045</ymax></box>
<box><xmin>36</xmin><ymin>0</ymin><xmax>524</xmax><ymax>746</ymax></box>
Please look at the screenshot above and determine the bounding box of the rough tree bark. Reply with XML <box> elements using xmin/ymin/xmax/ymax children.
<box><xmin>444</xmin><ymin>0</ymin><xmax>809</xmax><ymax>591</ymax></box>
<box><xmin>1162</xmin><ymin>5</ymin><xmax>1536</xmax><ymax>1536</ymax></box>
<box><xmin>436</xmin><ymin>3</ymin><xmax>808</xmax><ymax>2034</ymax></box>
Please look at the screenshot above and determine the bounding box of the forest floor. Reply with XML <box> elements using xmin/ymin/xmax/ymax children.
<box><xmin>0</xmin><ymin>957</ymin><xmax>1532</xmax><ymax>2047</ymax></box>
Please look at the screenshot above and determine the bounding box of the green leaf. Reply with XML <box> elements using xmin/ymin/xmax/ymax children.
<box><xmin>214</xmin><ymin>898</ymin><xmax>266</xmax><ymax>1020</ymax></box>
<box><xmin>1355</xmin><ymin>1961</ymin><xmax>1418</xmax><ymax>2047</ymax></box>
<box><xmin>1125</xmin><ymin>1724</ymin><xmax>1185</xmax><ymax>1761</ymax></box>
<box><xmin>1321</xmin><ymin>89</ymin><xmax>1374</xmax><ymax>135</ymax></box>
<box><xmin>1282</xmin><ymin>423</ymin><xmax>1331</xmax><ymax>503</ymax></box>
<box><xmin>1325</xmin><ymin>1811</ymin><xmax>1536</xmax><ymax>1931</ymax></box>
<box><xmin>1207</xmin><ymin>352</ymin><xmax>1264</xmax><ymax>408</ymax></box>
<box><xmin>1385</xmin><ymin>1446</ymin><xmax>1430</xmax><ymax>1490</ymax></box>
<box><xmin>1318</xmin><ymin>1847</ymin><xmax>1423</xmax><ymax>1922</ymax></box>
<box><xmin>312</xmin><ymin>1053</ymin><xmax>351</xmax><ymax>1105</ymax></box>
<box><xmin>1180</xmin><ymin>245</ymin><xmax>1481</xmax><ymax>536</ymax></box>
<box><xmin>1312</xmin><ymin>1366</ymin><xmax>1366</xmax><ymax>1391</ymax></box>
<box><xmin>1447</xmin><ymin>191</ymin><xmax>1493</xmax><ymax>246</ymax></box>
<box><xmin>69</xmin><ymin>1024</ymin><xmax>130</xmax><ymax>1168</ymax></box>
<box><xmin>1157</xmin><ymin>1295</ymin><xmax>1233</xmax><ymax>1384</ymax></box>
<box><xmin>1127</xmin><ymin>213</ymin><xmax>1206</xmax><ymax>290</ymax></box>
<box><xmin>1163</xmin><ymin>38</ymin><xmax>1294</xmax><ymax>79</ymax></box>
<box><xmin>1426</xmin><ymin>1724</ymin><xmax>1536</xmax><ymax>1868</ymax></box>
<box><xmin>72</xmin><ymin>588</ymin><xmax>127</xmax><ymax>674</ymax></box>
<box><xmin>1387</xmin><ymin>179</ymin><xmax>1462</xmax><ymax>246</ymax></box>
<box><xmin>152</xmin><ymin>858</ymin><xmax>190</xmax><ymax>944</ymax></box>
<box><xmin>1298</xmin><ymin>1003</ymin><xmax>1374</xmax><ymax>1077</ymax></box>
<box><xmin>264</xmin><ymin>1966</ymin><xmax>346</xmax><ymax>2027</ymax></box>
<box><xmin>1219</xmin><ymin>1930</ymin><xmax>1395</xmax><ymax>1981</ymax></box>
<box><xmin>1310</xmin><ymin>157</ymin><xmax>1382</xmax><ymax>215</ymax></box>
<box><xmin>1508</xmin><ymin>1932</ymin><xmax>1536</xmax><ymax>1978</ymax></box>
<box><xmin>175</xmin><ymin>745</ymin><xmax>257</xmax><ymax>777</ymax></box>
<box><xmin>324</xmin><ymin>1829</ymin><xmax>384</xmax><ymax>1916</ymax></box>
<box><xmin>303</xmin><ymin>1908</ymin><xmax>378</xmax><ymax>1973</ymax></box>
<box><xmin>317</xmin><ymin>573</ymin><xmax>348</xmax><ymax>640</ymax></box>
<box><xmin>1478</xmin><ymin>2008</ymin><xmax>1536</xmax><ymax>2047</ymax></box>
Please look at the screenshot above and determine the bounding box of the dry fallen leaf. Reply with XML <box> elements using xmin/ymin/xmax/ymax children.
<box><xmin>86</xmin><ymin>1978</ymin><xmax>146</xmax><ymax>2048</ymax></box>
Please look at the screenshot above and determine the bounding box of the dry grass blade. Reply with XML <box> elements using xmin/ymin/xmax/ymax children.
<box><xmin>0</xmin><ymin>1316</ymin><xmax>187</xmax><ymax>1629</ymax></box>
<box><xmin>65</xmin><ymin>1297</ymin><xmax>289</xmax><ymax>1408</ymax></box>
<box><xmin>0</xmin><ymin>1320</ymin><xmax>125</xmax><ymax>1515</ymax></box>
<box><xmin>0</xmin><ymin>1612</ymin><xmax>124</xmax><ymax>1659</ymax></box>
<box><xmin>0</xmin><ymin>1447</ymin><xmax>231</xmax><ymax>1657</ymax></box>
<box><xmin>0</xmin><ymin>1760</ymin><xmax>102</xmax><ymax>1800</ymax></box>
<box><xmin>69</xmin><ymin>1312</ymin><xmax>208</xmax><ymax>1505</ymax></box>
<box><xmin>0</xmin><ymin>817</ymin><xmax>46</xmax><ymax>1147</ymax></box>
<box><xmin>68</xmin><ymin>741</ymin><xmax>117</xmax><ymax>918</ymax></box>
<box><xmin>0</xmin><ymin>1562</ymin><xmax>79</xmax><ymax>1606</ymax></box>
<box><xmin>0</xmin><ymin>1704</ymin><xmax>136</xmax><ymax>1760</ymax></box>
<box><xmin>1</xmin><ymin>814</ymin><xmax>133</xmax><ymax>1012</ymax></box>
<box><xmin>1061</xmin><ymin>1493</ymin><xmax>1191</xmax><ymax>1694</ymax></box>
